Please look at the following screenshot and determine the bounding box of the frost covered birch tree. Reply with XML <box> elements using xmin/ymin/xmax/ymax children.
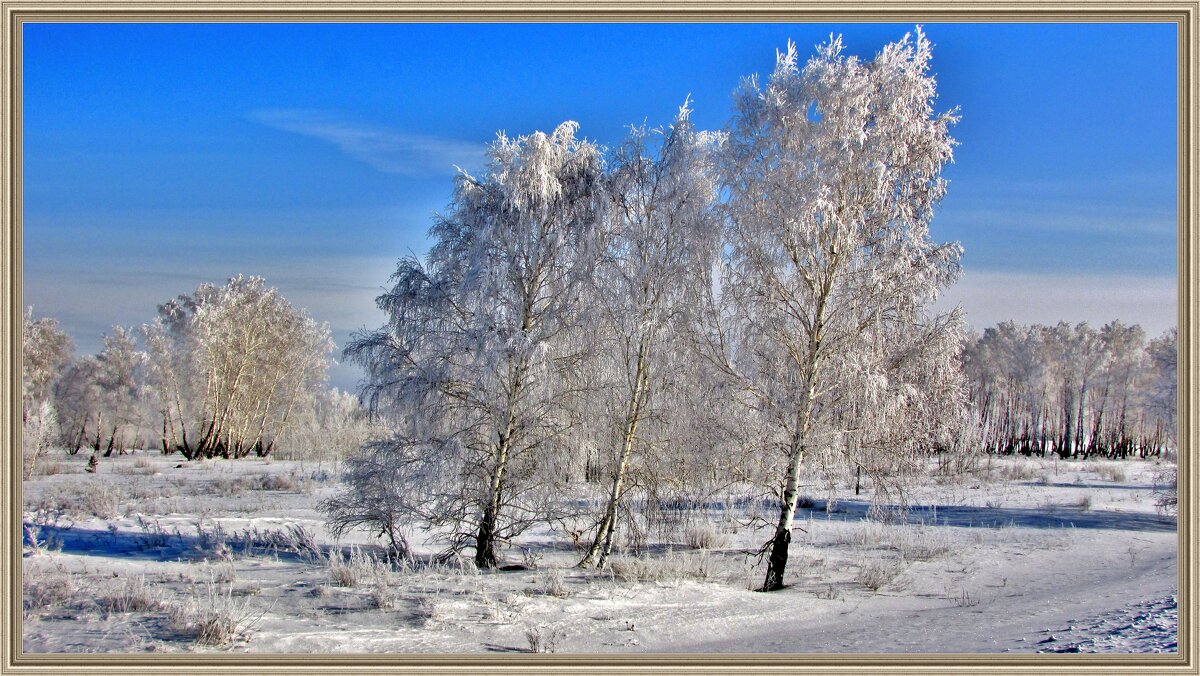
<box><xmin>92</xmin><ymin>326</ymin><xmax>147</xmax><ymax>455</ymax></box>
<box><xmin>22</xmin><ymin>309</ymin><xmax>73</xmax><ymax>477</ymax></box>
<box><xmin>143</xmin><ymin>276</ymin><xmax>332</xmax><ymax>459</ymax></box>
<box><xmin>1145</xmin><ymin>327</ymin><xmax>1178</xmax><ymax>449</ymax></box>
<box><xmin>22</xmin><ymin>308</ymin><xmax>73</xmax><ymax>420</ymax></box>
<box><xmin>576</xmin><ymin>102</ymin><xmax>723</xmax><ymax>568</ymax></box>
<box><xmin>716</xmin><ymin>31</ymin><xmax>965</xmax><ymax>591</ymax></box>
<box><xmin>336</xmin><ymin>122</ymin><xmax>607</xmax><ymax>567</ymax></box>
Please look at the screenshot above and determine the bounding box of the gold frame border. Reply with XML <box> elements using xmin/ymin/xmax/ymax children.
<box><xmin>0</xmin><ymin>3</ymin><xmax>1195</xmax><ymax>673</ymax></box>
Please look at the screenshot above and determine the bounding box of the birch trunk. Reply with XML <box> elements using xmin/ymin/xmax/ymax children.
<box><xmin>579</xmin><ymin>337</ymin><xmax>651</xmax><ymax>568</ymax></box>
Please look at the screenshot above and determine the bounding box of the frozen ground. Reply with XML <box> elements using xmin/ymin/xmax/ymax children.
<box><xmin>20</xmin><ymin>453</ymin><xmax>1177</xmax><ymax>654</ymax></box>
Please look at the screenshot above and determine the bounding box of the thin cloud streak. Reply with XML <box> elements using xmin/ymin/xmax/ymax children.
<box><xmin>250</xmin><ymin>109</ymin><xmax>487</xmax><ymax>176</ymax></box>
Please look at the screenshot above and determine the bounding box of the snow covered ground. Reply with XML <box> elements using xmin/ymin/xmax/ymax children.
<box><xmin>20</xmin><ymin>453</ymin><xmax>1177</xmax><ymax>654</ymax></box>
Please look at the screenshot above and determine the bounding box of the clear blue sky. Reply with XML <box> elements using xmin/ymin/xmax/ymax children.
<box><xmin>22</xmin><ymin>22</ymin><xmax>1179</xmax><ymax>390</ymax></box>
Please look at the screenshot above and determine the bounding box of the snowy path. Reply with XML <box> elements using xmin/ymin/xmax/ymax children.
<box><xmin>665</xmin><ymin>529</ymin><xmax>1177</xmax><ymax>653</ymax></box>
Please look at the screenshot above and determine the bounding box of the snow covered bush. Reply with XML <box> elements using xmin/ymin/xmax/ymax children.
<box><xmin>98</xmin><ymin>574</ymin><xmax>162</xmax><ymax>615</ymax></box>
<box><xmin>325</xmin><ymin>546</ymin><xmax>387</xmax><ymax>588</ymax></box>
<box><xmin>1153</xmin><ymin>464</ymin><xmax>1178</xmax><ymax>516</ymax></box>
<box><xmin>22</xmin><ymin>564</ymin><xmax>78</xmax><ymax>617</ymax></box>
<box><xmin>525</xmin><ymin>625</ymin><xmax>565</xmax><ymax>653</ymax></box>
<box><xmin>856</xmin><ymin>558</ymin><xmax>907</xmax><ymax>592</ymax></box>
<box><xmin>683</xmin><ymin>521</ymin><xmax>731</xmax><ymax>551</ymax></box>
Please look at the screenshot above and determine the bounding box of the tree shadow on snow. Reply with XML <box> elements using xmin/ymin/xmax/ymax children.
<box><xmin>20</xmin><ymin>522</ymin><xmax>345</xmax><ymax>563</ymax></box>
<box><xmin>482</xmin><ymin>642</ymin><xmax>534</xmax><ymax>653</ymax></box>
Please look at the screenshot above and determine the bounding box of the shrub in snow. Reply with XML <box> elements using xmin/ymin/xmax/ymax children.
<box><xmin>69</xmin><ymin>479</ymin><xmax>123</xmax><ymax>519</ymax></box>
<box><xmin>326</xmin><ymin>546</ymin><xmax>386</xmax><ymax>588</ymax></box>
<box><xmin>413</xmin><ymin>597</ymin><xmax>446</xmax><ymax>627</ymax></box>
<box><xmin>98</xmin><ymin>574</ymin><xmax>162</xmax><ymax>615</ymax></box>
<box><xmin>856</xmin><ymin>558</ymin><xmax>907</xmax><ymax>592</ymax></box>
<box><xmin>1153</xmin><ymin>465</ymin><xmax>1177</xmax><ymax>516</ymax></box>
<box><xmin>536</xmin><ymin>569</ymin><xmax>570</xmax><ymax>598</ymax></box>
<box><xmin>190</xmin><ymin>520</ymin><xmax>233</xmax><ymax>562</ymax></box>
<box><xmin>525</xmin><ymin>625</ymin><xmax>565</xmax><ymax>653</ymax></box>
<box><xmin>169</xmin><ymin>578</ymin><xmax>263</xmax><ymax>646</ymax></box>
<box><xmin>683</xmin><ymin>522</ymin><xmax>731</xmax><ymax>551</ymax></box>
<box><xmin>22</xmin><ymin>564</ymin><xmax>77</xmax><ymax>617</ymax></box>
<box><xmin>1094</xmin><ymin>464</ymin><xmax>1128</xmax><ymax>483</ymax></box>
<box><xmin>366</xmin><ymin>567</ymin><xmax>398</xmax><ymax>610</ymax></box>
<box><xmin>134</xmin><ymin>515</ymin><xmax>175</xmax><ymax>549</ymax></box>
<box><xmin>233</xmin><ymin>523</ymin><xmax>321</xmax><ymax>561</ymax></box>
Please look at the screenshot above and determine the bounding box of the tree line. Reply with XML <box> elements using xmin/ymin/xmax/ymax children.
<box><xmin>962</xmin><ymin>320</ymin><xmax>1176</xmax><ymax>460</ymax></box>
<box><xmin>21</xmin><ymin>275</ymin><xmax>377</xmax><ymax>477</ymax></box>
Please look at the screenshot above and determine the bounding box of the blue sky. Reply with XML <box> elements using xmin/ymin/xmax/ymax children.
<box><xmin>22</xmin><ymin>22</ymin><xmax>1179</xmax><ymax>390</ymax></box>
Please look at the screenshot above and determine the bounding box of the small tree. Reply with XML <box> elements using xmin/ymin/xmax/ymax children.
<box><xmin>274</xmin><ymin>387</ymin><xmax>380</xmax><ymax>463</ymax></box>
<box><xmin>22</xmin><ymin>400</ymin><xmax>58</xmax><ymax>479</ymax></box>
<box><xmin>54</xmin><ymin>355</ymin><xmax>102</xmax><ymax>454</ymax></box>
<box><xmin>715</xmin><ymin>30</ymin><xmax>965</xmax><ymax>591</ymax></box>
<box><xmin>1039</xmin><ymin>322</ymin><xmax>1106</xmax><ymax>459</ymax></box>
<box><xmin>1095</xmin><ymin>321</ymin><xmax>1146</xmax><ymax>457</ymax></box>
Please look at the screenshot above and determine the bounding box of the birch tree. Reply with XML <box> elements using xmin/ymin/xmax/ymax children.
<box><xmin>90</xmin><ymin>326</ymin><xmax>147</xmax><ymax>455</ymax></box>
<box><xmin>22</xmin><ymin>308</ymin><xmax>73</xmax><ymax>420</ymax></box>
<box><xmin>576</xmin><ymin>102</ymin><xmax>722</xmax><ymax>568</ymax></box>
<box><xmin>338</xmin><ymin>122</ymin><xmax>607</xmax><ymax>567</ymax></box>
<box><xmin>1095</xmin><ymin>321</ymin><xmax>1145</xmax><ymax>457</ymax></box>
<box><xmin>22</xmin><ymin>309</ymin><xmax>73</xmax><ymax>476</ymax></box>
<box><xmin>1145</xmin><ymin>327</ymin><xmax>1177</xmax><ymax>452</ymax></box>
<box><xmin>717</xmin><ymin>30</ymin><xmax>965</xmax><ymax>591</ymax></box>
<box><xmin>961</xmin><ymin>322</ymin><xmax>1049</xmax><ymax>456</ymax></box>
<box><xmin>143</xmin><ymin>276</ymin><xmax>332</xmax><ymax>459</ymax></box>
<box><xmin>55</xmin><ymin>355</ymin><xmax>101</xmax><ymax>454</ymax></box>
<box><xmin>274</xmin><ymin>387</ymin><xmax>380</xmax><ymax>462</ymax></box>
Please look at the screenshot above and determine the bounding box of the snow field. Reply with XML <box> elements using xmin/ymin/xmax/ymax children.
<box><xmin>21</xmin><ymin>452</ymin><xmax>1177</xmax><ymax>654</ymax></box>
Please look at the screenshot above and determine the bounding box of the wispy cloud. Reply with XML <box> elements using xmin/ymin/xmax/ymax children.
<box><xmin>249</xmin><ymin>109</ymin><xmax>486</xmax><ymax>176</ymax></box>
